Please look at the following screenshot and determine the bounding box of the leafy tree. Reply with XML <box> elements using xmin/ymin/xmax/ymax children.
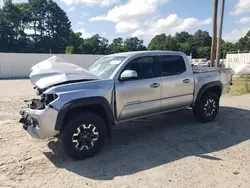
<box><xmin>174</xmin><ymin>32</ymin><xmax>193</xmax><ymax>55</ymax></box>
<box><xmin>15</xmin><ymin>2</ymin><xmax>32</xmax><ymax>52</ymax></box>
<box><xmin>27</xmin><ymin>0</ymin><xmax>47</xmax><ymax>47</ymax></box>
<box><xmin>188</xmin><ymin>30</ymin><xmax>211</xmax><ymax>58</ymax></box>
<box><xmin>174</xmin><ymin>31</ymin><xmax>191</xmax><ymax>43</ymax></box>
<box><xmin>108</xmin><ymin>37</ymin><xmax>124</xmax><ymax>53</ymax></box>
<box><xmin>123</xmin><ymin>37</ymin><xmax>146</xmax><ymax>51</ymax></box>
<box><xmin>196</xmin><ymin>46</ymin><xmax>211</xmax><ymax>59</ymax></box>
<box><xmin>0</xmin><ymin>0</ymin><xmax>249</xmax><ymax>56</ymax></box>
<box><xmin>67</xmin><ymin>31</ymin><xmax>83</xmax><ymax>53</ymax></box>
<box><xmin>148</xmin><ymin>34</ymin><xmax>178</xmax><ymax>51</ymax></box>
<box><xmin>0</xmin><ymin>0</ymin><xmax>16</xmax><ymax>51</ymax></box>
<box><xmin>81</xmin><ymin>34</ymin><xmax>109</xmax><ymax>54</ymax></box>
<box><xmin>236</xmin><ymin>30</ymin><xmax>250</xmax><ymax>51</ymax></box>
<box><xmin>148</xmin><ymin>34</ymin><xmax>167</xmax><ymax>50</ymax></box>
<box><xmin>221</xmin><ymin>41</ymin><xmax>237</xmax><ymax>54</ymax></box>
<box><xmin>15</xmin><ymin>3</ymin><xmax>30</xmax><ymax>34</ymax></box>
<box><xmin>44</xmin><ymin>0</ymin><xmax>71</xmax><ymax>53</ymax></box>
<box><xmin>65</xmin><ymin>45</ymin><xmax>74</xmax><ymax>54</ymax></box>
<box><xmin>2</xmin><ymin>0</ymin><xmax>21</xmax><ymax>40</ymax></box>
<box><xmin>164</xmin><ymin>35</ymin><xmax>177</xmax><ymax>51</ymax></box>
<box><xmin>193</xmin><ymin>30</ymin><xmax>212</xmax><ymax>47</ymax></box>
<box><xmin>99</xmin><ymin>37</ymin><xmax>109</xmax><ymax>54</ymax></box>
<box><xmin>177</xmin><ymin>42</ymin><xmax>193</xmax><ymax>55</ymax></box>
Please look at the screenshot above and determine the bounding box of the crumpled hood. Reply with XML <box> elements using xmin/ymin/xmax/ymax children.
<box><xmin>29</xmin><ymin>56</ymin><xmax>100</xmax><ymax>89</ymax></box>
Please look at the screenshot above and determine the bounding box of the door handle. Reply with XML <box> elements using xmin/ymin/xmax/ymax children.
<box><xmin>150</xmin><ymin>83</ymin><xmax>160</xmax><ymax>88</ymax></box>
<box><xmin>182</xmin><ymin>79</ymin><xmax>191</xmax><ymax>83</ymax></box>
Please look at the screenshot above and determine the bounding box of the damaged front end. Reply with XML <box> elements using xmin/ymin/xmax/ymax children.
<box><xmin>19</xmin><ymin>90</ymin><xmax>60</xmax><ymax>139</ymax></box>
<box><xmin>19</xmin><ymin>55</ymin><xmax>101</xmax><ymax>139</ymax></box>
<box><xmin>19</xmin><ymin>110</ymin><xmax>40</xmax><ymax>139</ymax></box>
<box><xmin>28</xmin><ymin>92</ymin><xmax>58</xmax><ymax>110</ymax></box>
<box><xmin>25</xmin><ymin>98</ymin><xmax>45</xmax><ymax>110</ymax></box>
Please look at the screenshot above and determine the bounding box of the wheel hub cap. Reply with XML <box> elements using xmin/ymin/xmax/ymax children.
<box><xmin>72</xmin><ymin>124</ymin><xmax>99</xmax><ymax>150</ymax></box>
<box><xmin>204</xmin><ymin>99</ymin><xmax>216</xmax><ymax>117</ymax></box>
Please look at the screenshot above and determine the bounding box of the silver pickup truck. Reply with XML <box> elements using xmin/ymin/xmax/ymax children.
<box><xmin>20</xmin><ymin>51</ymin><xmax>233</xmax><ymax>160</ymax></box>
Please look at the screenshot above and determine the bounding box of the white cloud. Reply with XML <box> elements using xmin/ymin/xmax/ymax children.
<box><xmin>60</xmin><ymin>0</ymin><xmax>119</xmax><ymax>6</ymax></box>
<box><xmin>132</xmin><ymin>30</ymin><xmax>146</xmax><ymax>37</ymax></box>
<box><xmin>89</xmin><ymin>0</ymin><xmax>210</xmax><ymax>39</ymax></box>
<box><xmin>176</xmin><ymin>18</ymin><xmax>198</xmax><ymax>30</ymax></box>
<box><xmin>81</xmin><ymin>12</ymin><xmax>90</xmax><ymax>19</ymax></box>
<box><xmin>147</xmin><ymin>14</ymin><xmax>211</xmax><ymax>36</ymax></box>
<box><xmin>78</xmin><ymin>21</ymin><xmax>85</xmax><ymax>25</ymax></box>
<box><xmin>237</xmin><ymin>17</ymin><xmax>250</xmax><ymax>24</ymax></box>
<box><xmin>130</xmin><ymin>15</ymin><xmax>212</xmax><ymax>42</ymax></box>
<box><xmin>155</xmin><ymin>14</ymin><xmax>182</xmax><ymax>29</ymax></box>
<box><xmin>115</xmin><ymin>21</ymin><xmax>139</xmax><ymax>33</ymax></box>
<box><xmin>223</xmin><ymin>27</ymin><xmax>250</xmax><ymax>42</ymax></box>
<box><xmin>155</xmin><ymin>15</ymin><xmax>210</xmax><ymax>32</ymax></box>
<box><xmin>101</xmin><ymin>31</ymin><xmax>108</xmax><ymax>37</ymax></box>
<box><xmin>199</xmin><ymin>18</ymin><xmax>212</xmax><ymax>25</ymax></box>
<box><xmin>89</xmin><ymin>0</ymin><xmax>169</xmax><ymax>22</ymax></box>
<box><xmin>132</xmin><ymin>14</ymin><xmax>211</xmax><ymax>41</ymax></box>
<box><xmin>68</xmin><ymin>6</ymin><xmax>76</xmax><ymax>12</ymax></box>
<box><xmin>230</xmin><ymin>0</ymin><xmax>250</xmax><ymax>15</ymax></box>
<box><xmin>89</xmin><ymin>15</ymin><xmax>107</xmax><ymax>22</ymax></box>
<box><xmin>75</xmin><ymin>28</ymin><xmax>93</xmax><ymax>38</ymax></box>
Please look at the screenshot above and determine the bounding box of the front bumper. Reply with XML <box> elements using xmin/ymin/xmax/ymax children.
<box><xmin>20</xmin><ymin>111</ymin><xmax>40</xmax><ymax>138</ymax></box>
<box><xmin>19</xmin><ymin>106</ymin><xmax>59</xmax><ymax>139</ymax></box>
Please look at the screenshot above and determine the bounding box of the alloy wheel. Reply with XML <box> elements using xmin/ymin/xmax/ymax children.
<box><xmin>72</xmin><ymin>124</ymin><xmax>99</xmax><ymax>150</ymax></box>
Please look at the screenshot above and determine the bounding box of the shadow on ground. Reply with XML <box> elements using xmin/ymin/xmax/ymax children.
<box><xmin>44</xmin><ymin>106</ymin><xmax>250</xmax><ymax>180</ymax></box>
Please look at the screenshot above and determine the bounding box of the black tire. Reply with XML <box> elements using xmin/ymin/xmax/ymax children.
<box><xmin>61</xmin><ymin>112</ymin><xmax>106</xmax><ymax>160</ymax></box>
<box><xmin>193</xmin><ymin>92</ymin><xmax>219</xmax><ymax>123</ymax></box>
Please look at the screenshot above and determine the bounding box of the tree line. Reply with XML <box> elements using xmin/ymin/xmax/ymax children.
<box><xmin>0</xmin><ymin>0</ymin><xmax>249</xmax><ymax>58</ymax></box>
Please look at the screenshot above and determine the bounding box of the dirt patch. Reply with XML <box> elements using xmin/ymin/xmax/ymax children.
<box><xmin>0</xmin><ymin>80</ymin><xmax>250</xmax><ymax>188</ymax></box>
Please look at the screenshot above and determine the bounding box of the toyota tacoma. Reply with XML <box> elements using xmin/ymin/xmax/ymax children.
<box><xmin>19</xmin><ymin>51</ymin><xmax>233</xmax><ymax>160</ymax></box>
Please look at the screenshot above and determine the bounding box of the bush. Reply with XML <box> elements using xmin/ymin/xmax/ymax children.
<box><xmin>229</xmin><ymin>75</ymin><xmax>250</xmax><ymax>96</ymax></box>
<box><xmin>65</xmin><ymin>46</ymin><xmax>75</xmax><ymax>54</ymax></box>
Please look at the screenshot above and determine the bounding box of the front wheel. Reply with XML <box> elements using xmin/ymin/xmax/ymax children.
<box><xmin>61</xmin><ymin>112</ymin><xmax>106</xmax><ymax>160</ymax></box>
<box><xmin>193</xmin><ymin>92</ymin><xmax>219</xmax><ymax>123</ymax></box>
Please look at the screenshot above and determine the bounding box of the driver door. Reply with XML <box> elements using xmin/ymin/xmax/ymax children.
<box><xmin>115</xmin><ymin>56</ymin><xmax>162</xmax><ymax>122</ymax></box>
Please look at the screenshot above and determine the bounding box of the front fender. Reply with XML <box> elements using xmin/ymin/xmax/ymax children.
<box><xmin>54</xmin><ymin>96</ymin><xmax>115</xmax><ymax>131</ymax></box>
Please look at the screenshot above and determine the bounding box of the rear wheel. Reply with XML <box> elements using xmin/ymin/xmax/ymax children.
<box><xmin>61</xmin><ymin>112</ymin><xmax>106</xmax><ymax>160</ymax></box>
<box><xmin>193</xmin><ymin>92</ymin><xmax>219</xmax><ymax>123</ymax></box>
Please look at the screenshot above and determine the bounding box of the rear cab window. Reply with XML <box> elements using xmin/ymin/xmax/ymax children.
<box><xmin>156</xmin><ymin>55</ymin><xmax>186</xmax><ymax>77</ymax></box>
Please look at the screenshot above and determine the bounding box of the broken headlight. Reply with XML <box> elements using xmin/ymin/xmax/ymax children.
<box><xmin>42</xmin><ymin>94</ymin><xmax>58</xmax><ymax>105</ymax></box>
<box><xmin>35</xmin><ymin>87</ymin><xmax>46</xmax><ymax>96</ymax></box>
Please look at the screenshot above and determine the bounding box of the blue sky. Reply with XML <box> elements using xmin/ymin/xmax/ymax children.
<box><xmin>1</xmin><ymin>0</ymin><xmax>250</xmax><ymax>44</ymax></box>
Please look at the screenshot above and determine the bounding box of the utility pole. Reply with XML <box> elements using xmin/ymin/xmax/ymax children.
<box><xmin>216</xmin><ymin>0</ymin><xmax>225</xmax><ymax>67</ymax></box>
<box><xmin>210</xmin><ymin>0</ymin><xmax>218</xmax><ymax>67</ymax></box>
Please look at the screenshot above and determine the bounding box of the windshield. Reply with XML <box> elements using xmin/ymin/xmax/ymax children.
<box><xmin>88</xmin><ymin>56</ymin><xmax>126</xmax><ymax>79</ymax></box>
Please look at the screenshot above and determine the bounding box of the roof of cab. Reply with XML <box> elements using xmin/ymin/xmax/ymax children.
<box><xmin>107</xmin><ymin>50</ymin><xmax>185</xmax><ymax>57</ymax></box>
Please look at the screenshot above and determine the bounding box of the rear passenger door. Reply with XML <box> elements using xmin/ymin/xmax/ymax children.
<box><xmin>156</xmin><ymin>55</ymin><xmax>194</xmax><ymax>111</ymax></box>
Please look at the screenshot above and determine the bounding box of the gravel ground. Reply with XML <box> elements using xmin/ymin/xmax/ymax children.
<box><xmin>0</xmin><ymin>80</ymin><xmax>250</xmax><ymax>188</ymax></box>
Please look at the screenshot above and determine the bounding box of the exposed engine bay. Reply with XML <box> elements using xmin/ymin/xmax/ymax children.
<box><xmin>24</xmin><ymin>92</ymin><xmax>58</xmax><ymax>110</ymax></box>
<box><xmin>29</xmin><ymin>99</ymin><xmax>45</xmax><ymax>110</ymax></box>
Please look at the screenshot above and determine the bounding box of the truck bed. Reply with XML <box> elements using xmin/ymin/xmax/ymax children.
<box><xmin>192</xmin><ymin>67</ymin><xmax>233</xmax><ymax>101</ymax></box>
<box><xmin>192</xmin><ymin>67</ymin><xmax>232</xmax><ymax>74</ymax></box>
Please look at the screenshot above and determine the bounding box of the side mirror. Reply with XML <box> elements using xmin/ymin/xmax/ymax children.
<box><xmin>120</xmin><ymin>70</ymin><xmax>138</xmax><ymax>81</ymax></box>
